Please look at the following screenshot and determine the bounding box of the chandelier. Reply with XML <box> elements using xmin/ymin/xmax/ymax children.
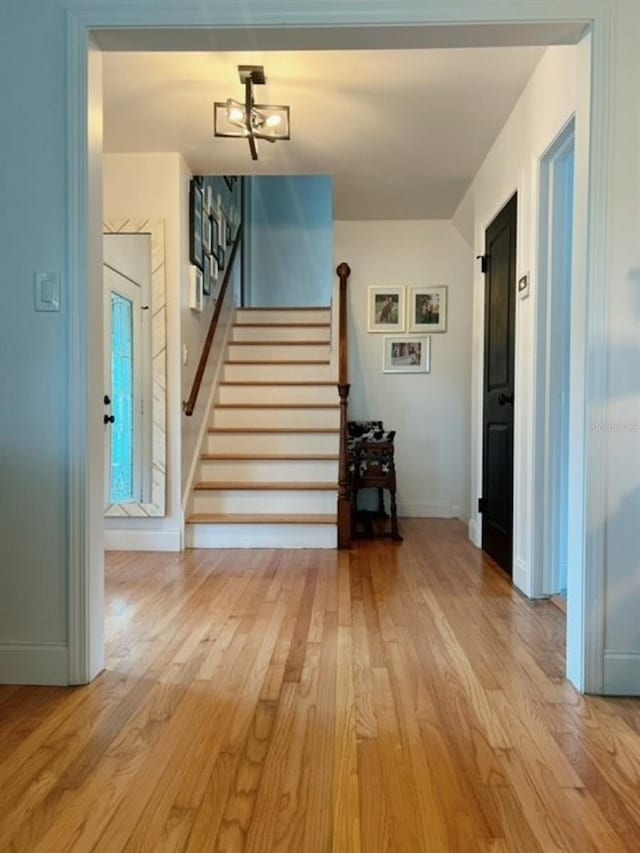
<box><xmin>214</xmin><ymin>65</ymin><xmax>290</xmax><ymax>161</ymax></box>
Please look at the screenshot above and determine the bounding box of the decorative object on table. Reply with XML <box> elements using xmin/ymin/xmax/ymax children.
<box><xmin>383</xmin><ymin>335</ymin><xmax>431</xmax><ymax>373</ymax></box>
<box><xmin>408</xmin><ymin>285</ymin><xmax>447</xmax><ymax>333</ymax></box>
<box><xmin>368</xmin><ymin>285</ymin><xmax>405</xmax><ymax>332</ymax></box>
<box><xmin>214</xmin><ymin>65</ymin><xmax>290</xmax><ymax>161</ymax></box>
<box><xmin>189</xmin><ymin>180</ymin><xmax>204</xmax><ymax>270</ymax></box>
<box><xmin>347</xmin><ymin>420</ymin><xmax>402</xmax><ymax>542</ymax></box>
<box><xmin>203</xmin><ymin>254</ymin><xmax>212</xmax><ymax>297</ymax></box>
<box><xmin>189</xmin><ymin>265</ymin><xmax>203</xmax><ymax>311</ymax></box>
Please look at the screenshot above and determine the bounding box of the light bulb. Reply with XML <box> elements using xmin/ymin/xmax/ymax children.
<box><xmin>225</xmin><ymin>99</ymin><xmax>245</xmax><ymax>124</ymax></box>
<box><xmin>265</xmin><ymin>114</ymin><xmax>282</xmax><ymax>128</ymax></box>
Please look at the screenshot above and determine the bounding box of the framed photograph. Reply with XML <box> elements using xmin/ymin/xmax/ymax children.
<box><xmin>189</xmin><ymin>265</ymin><xmax>203</xmax><ymax>311</ymax></box>
<box><xmin>408</xmin><ymin>286</ymin><xmax>447</xmax><ymax>333</ymax></box>
<box><xmin>202</xmin><ymin>212</ymin><xmax>212</xmax><ymax>256</ymax></box>
<box><xmin>383</xmin><ymin>336</ymin><xmax>431</xmax><ymax>373</ymax></box>
<box><xmin>189</xmin><ymin>180</ymin><xmax>204</xmax><ymax>270</ymax></box>
<box><xmin>368</xmin><ymin>286</ymin><xmax>405</xmax><ymax>333</ymax></box>
<box><xmin>219</xmin><ymin>210</ymin><xmax>227</xmax><ymax>250</ymax></box>
<box><xmin>210</xmin><ymin>212</ymin><xmax>220</xmax><ymax>262</ymax></box>
<box><xmin>203</xmin><ymin>254</ymin><xmax>211</xmax><ymax>297</ymax></box>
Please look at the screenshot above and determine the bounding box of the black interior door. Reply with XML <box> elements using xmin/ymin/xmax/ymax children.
<box><xmin>481</xmin><ymin>194</ymin><xmax>517</xmax><ymax>575</ymax></box>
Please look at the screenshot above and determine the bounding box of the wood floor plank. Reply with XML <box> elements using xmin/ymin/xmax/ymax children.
<box><xmin>1</xmin><ymin>520</ymin><xmax>640</xmax><ymax>852</ymax></box>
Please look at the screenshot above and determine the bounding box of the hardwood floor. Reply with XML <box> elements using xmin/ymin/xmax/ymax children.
<box><xmin>1</xmin><ymin>519</ymin><xmax>640</xmax><ymax>851</ymax></box>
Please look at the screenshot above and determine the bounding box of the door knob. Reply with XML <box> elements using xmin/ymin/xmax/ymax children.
<box><xmin>104</xmin><ymin>394</ymin><xmax>111</xmax><ymax>406</ymax></box>
<box><xmin>498</xmin><ymin>391</ymin><xmax>514</xmax><ymax>406</ymax></box>
<box><xmin>104</xmin><ymin>414</ymin><xmax>115</xmax><ymax>424</ymax></box>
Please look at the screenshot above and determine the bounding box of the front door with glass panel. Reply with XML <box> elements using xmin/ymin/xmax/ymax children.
<box><xmin>103</xmin><ymin>247</ymin><xmax>146</xmax><ymax>505</ymax></box>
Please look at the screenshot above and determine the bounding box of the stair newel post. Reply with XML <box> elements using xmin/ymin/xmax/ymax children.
<box><xmin>336</xmin><ymin>262</ymin><xmax>352</xmax><ymax>549</ymax></box>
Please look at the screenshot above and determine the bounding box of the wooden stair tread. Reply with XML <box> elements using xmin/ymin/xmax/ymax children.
<box><xmin>201</xmin><ymin>453</ymin><xmax>340</xmax><ymax>461</ymax></box>
<box><xmin>220</xmin><ymin>381</ymin><xmax>336</xmax><ymax>386</ymax></box>
<box><xmin>208</xmin><ymin>427</ymin><xmax>339</xmax><ymax>434</ymax></box>
<box><xmin>233</xmin><ymin>323</ymin><xmax>330</xmax><ymax>329</ymax></box>
<box><xmin>230</xmin><ymin>340</ymin><xmax>329</xmax><ymax>345</ymax></box>
<box><xmin>215</xmin><ymin>403</ymin><xmax>339</xmax><ymax>410</ymax></box>
<box><xmin>187</xmin><ymin>513</ymin><xmax>336</xmax><ymax>525</ymax></box>
<box><xmin>225</xmin><ymin>360</ymin><xmax>331</xmax><ymax>365</ymax></box>
<box><xmin>237</xmin><ymin>306</ymin><xmax>329</xmax><ymax>311</ymax></box>
<box><xmin>194</xmin><ymin>481</ymin><xmax>338</xmax><ymax>491</ymax></box>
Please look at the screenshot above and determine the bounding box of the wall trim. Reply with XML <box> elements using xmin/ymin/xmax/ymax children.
<box><xmin>104</xmin><ymin>529</ymin><xmax>182</xmax><ymax>552</ymax></box>
<box><xmin>182</xmin><ymin>300</ymin><xmax>237</xmax><ymax>514</ymax></box>
<box><xmin>397</xmin><ymin>499</ymin><xmax>458</xmax><ymax>518</ymax></box>
<box><xmin>67</xmin><ymin>0</ymin><xmax>611</xmax><ymax>692</ymax></box>
<box><xmin>603</xmin><ymin>652</ymin><xmax>640</xmax><ymax>697</ymax></box>
<box><xmin>468</xmin><ymin>516</ymin><xmax>481</xmax><ymax>548</ymax></box>
<box><xmin>0</xmin><ymin>643</ymin><xmax>69</xmax><ymax>686</ymax></box>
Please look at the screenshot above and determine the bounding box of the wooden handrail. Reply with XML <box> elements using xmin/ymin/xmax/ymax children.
<box><xmin>183</xmin><ymin>224</ymin><xmax>243</xmax><ymax>416</ymax></box>
<box><xmin>336</xmin><ymin>262</ymin><xmax>352</xmax><ymax>549</ymax></box>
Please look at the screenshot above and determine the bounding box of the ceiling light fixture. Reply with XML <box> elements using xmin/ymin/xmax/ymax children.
<box><xmin>214</xmin><ymin>65</ymin><xmax>290</xmax><ymax>161</ymax></box>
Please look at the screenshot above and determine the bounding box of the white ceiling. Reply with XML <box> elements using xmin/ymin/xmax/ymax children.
<box><xmin>103</xmin><ymin>47</ymin><xmax>545</xmax><ymax>219</ymax></box>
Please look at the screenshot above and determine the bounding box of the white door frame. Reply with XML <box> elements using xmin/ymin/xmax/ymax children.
<box><xmin>534</xmin><ymin>119</ymin><xmax>576</xmax><ymax>602</ymax></box>
<box><xmin>66</xmin><ymin>1</ymin><xmax>612</xmax><ymax>691</ymax></box>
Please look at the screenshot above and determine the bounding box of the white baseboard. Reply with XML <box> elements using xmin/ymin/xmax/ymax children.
<box><xmin>468</xmin><ymin>515</ymin><xmax>481</xmax><ymax>547</ymax></box>
<box><xmin>397</xmin><ymin>499</ymin><xmax>456</xmax><ymax>518</ymax></box>
<box><xmin>0</xmin><ymin>642</ymin><xmax>68</xmax><ymax>685</ymax></box>
<box><xmin>603</xmin><ymin>651</ymin><xmax>640</xmax><ymax>696</ymax></box>
<box><xmin>104</xmin><ymin>529</ymin><xmax>182</xmax><ymax>552</ymax></box>
<box><xmin>513</xmin><ymin>557</ymin><xmax>533</xmax><ymax>598</ymax></box>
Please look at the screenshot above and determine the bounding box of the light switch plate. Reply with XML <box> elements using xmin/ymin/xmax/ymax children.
<box><xmin>35</xmin><ymin>272</ymin><xmax>61</xmax><ymax>312</ymax></box>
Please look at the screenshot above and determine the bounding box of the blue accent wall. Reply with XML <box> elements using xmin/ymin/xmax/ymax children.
<box><xmin>245</xmin><ymin>176</ymin><xmax>333</xmax><ymax>307</ymax></box>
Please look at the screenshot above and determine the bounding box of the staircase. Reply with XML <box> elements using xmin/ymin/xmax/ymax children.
<box><xmin>184</xmin><ymin>307</ymin><xmax>339</xmax><ymax>548</ymax></box>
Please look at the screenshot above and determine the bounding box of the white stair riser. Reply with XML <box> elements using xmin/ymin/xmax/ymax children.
<box><xmin>217</xmin><ymin>384</ymin><xmax>338</xmax><ymax>405</ymax></box>
<box><xmin>199</xmin><ymin>459</ymin><xmax>339</xmax><ymax>483</ymax></box>
<box><xmin>235</xmin><ymin>309</ymin><xmax>330</xmax><ymax>326</ymax></box>
<box><xmin>206</xmin><ymin>432</ymin><xmax>339</xmax><ymax>454</ymax></box>
<box><xmin>186</xmin><ymin>523</ymin><xmax>337</xmax><ymax>549</ymax></box>
<box><xmin>192</xmin><ymin>490</ymin><xmax>337</xmax><ymax>515</ymax></box>
<box><xmin>232</xmin><ymin>325</ymin><xmax>330</xmax><ymax>343</ymax></box>
<box><xmin>228</xmin><ymin>343</ymin><xmax>330</xmax><ymax>362</ymax></box>
<box><xmin>211</xmin><ymin>408</ymin><xmax>340</xmax><ymax>430</ymax></box>
<box><xmin>223</xmin><ymin>363</ymin><xmax>335</xmax><ymax>382</ymax></box>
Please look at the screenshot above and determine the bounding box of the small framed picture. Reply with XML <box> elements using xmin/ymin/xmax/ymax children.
<box><xmin>189</xmin><ymin>265</ymin><xmax>203</xmax><ymax>311</ymax></box>
<box><xmin>408</xmin><ymin>286</ymin><xmax>447</xmax><ymax>333</ymax></box>
<box><xmin>219</xmin><ymin>210</ymin><xmax>227</xmax><ymax>250</ymax></box>
<box><xmin>368</xmin><ymin>286</ymin><xmax>405</xmax><ymax>333</ymax></box>
<box><xmin>383</xmin><ymin>336</ymin><xmax>431</xmax><ymax>373</ymax></box>
<box><xmin>203</xmin><ymin>213</ymin><xmax>212</xmax><ymax>256</ymax></box>
<box><xmin>211</xmin><ymin>212</ymin><xmax>220</xmax><ymax>262</ymax></box>
<box><xmin>203</xmin><ymin>254</ymin><xmax>211</xmax><ymax>297</ymax></box>
<box><xmin>189</xmin><ymin>180</ymin><xmax>204</xmax><ymax>270</ymax></box>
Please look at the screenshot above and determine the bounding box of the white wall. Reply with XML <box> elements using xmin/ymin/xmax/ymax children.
<box><xmin>335</xmin><ymin>221</ymin><xmax>473</xmax><ymax>520</ymax></box>
<box><xmin>452</xmin><ymin>46</ymin><xmax>580</xmax><ymax>597</ymax></box>
<box><xmin>247</xmin><ymin>176</ymin><xmax>334</xmax><ymax>307</ymax></box>
<box><xmin>103</xmin><ymin>153</ymin><xmax>185</xmax><ymax>550</ymax></box>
